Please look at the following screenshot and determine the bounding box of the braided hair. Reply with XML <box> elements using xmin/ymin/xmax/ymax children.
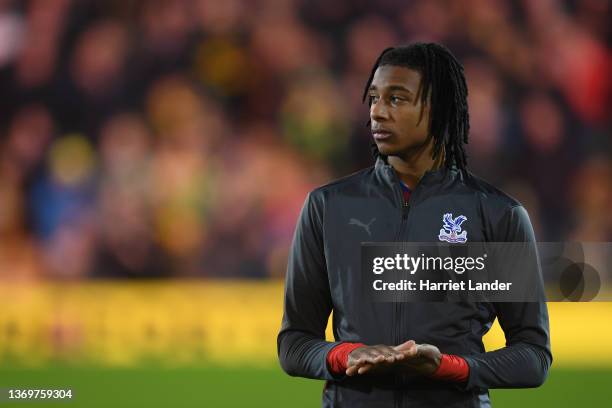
<box><xmin>363</xmin><ymin>43</ymin><xmax>470</xmax><ymax>170</ymax></box>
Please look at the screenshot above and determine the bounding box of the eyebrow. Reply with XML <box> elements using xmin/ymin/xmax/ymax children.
<box><xmin>368</xmin><ymin>85</ymin><xmax>414</xmax><ymax>94</ymax></box>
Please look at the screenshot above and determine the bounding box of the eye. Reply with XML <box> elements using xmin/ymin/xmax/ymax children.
<box><xmin>368</xmin><ymin>94</ymin><xmax>379</xmax><ymax>105</ymax></box>
<box><xmin>390</xmin><ymin>95</ymin><xmax>405</xmax><ymax>104</ymax></box>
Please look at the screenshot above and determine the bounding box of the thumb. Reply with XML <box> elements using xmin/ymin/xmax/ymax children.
<box><xmin>393</xmin><ymin>340</ymin><xmax>416</xmax><ymax>352</ymax></box>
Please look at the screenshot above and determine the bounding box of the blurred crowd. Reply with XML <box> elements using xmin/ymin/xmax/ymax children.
<box><xmin>0</xmin><ymin>0</ymin><xmax>609</xmax><ymax>280</ymax></box>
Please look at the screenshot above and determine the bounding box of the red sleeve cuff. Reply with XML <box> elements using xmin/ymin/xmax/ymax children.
<box><xmin>326</xmin><ymin>342</ymin><xmax>366</xmax><ymax>375</ymax></box>
<box><xmin>429</xmin><ymin>354</ymin><xmax>469</xmax><ymax>382</ymax></box>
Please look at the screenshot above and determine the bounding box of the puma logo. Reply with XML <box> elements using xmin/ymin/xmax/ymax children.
<box><xmin>349</xmin><ymin>218</ymin><xmax>376</xmax><ymax>236</ymax></box>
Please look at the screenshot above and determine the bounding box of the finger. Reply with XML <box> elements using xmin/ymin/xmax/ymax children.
<box><xmin>371</xmin><ymin>346</ymin><xmax>403</xmax><ymax>361</ymax></box>
<box><xmin>360</xmin><ymin>353</ymin><xmax>391</xmax><ymax>367</ymax></box>
<box><xmin>380</xmin><ymin>350</ymin><xmax>398</xmax><ymax>363</ymax></box>
<box><xmin>385</xmin><ymin>355</ymin><xmax>399</xmax><ymax>364</ymax></box>
<box><xmin>390</xmin><ymin>349</ymin><xmax>406</xmax><ymax>359</ymax></box>
<box><xmin>383</xmin><ymin>345</ymin><xmax>406</xmax><ymax>358</ymax></box>
<box><xmin>401</xmin><ymin>346</ymin><xmax>418</xmax><ymax>358</ymax></box>
<box><xmin>397</xmin><ymin>347</ymin><xmax>418</xmax><ymax>361</ymax></box>
<box><xmin>353</xmin><ymin>357</ymin><xmax>375</xmax><ymax>368</ymax></box>
<box><xmin>358</xmin><ymin>363</ymin><xmax>373</xmax><ymax>375</ymax></box>
<box><xmin>346</xmin><ymin>364</ymin><xmax>359</xmax><ymax>376</ymax></box>
<box><xmin>362</xmin><ymin>350</ymin><xmax>384</xmax><ymax>363</ymax></box>
<box><xmin>372</xmin><ymin>354</ymin><xmax>386</xmax><ymax>363</ymax></box>
<box><xmin>351</xmin><ymin>357</ymin><xmax>367</xmax><ymax>368</ymax></box>
<box><xmin>393</xmin><ymin>340</ymin><xmax>416</xmax><ymax>352</ymax></box>
<box><xmin>380</xmin><ymin>351</ymin><xmax>399</xmax><ymax>362</ymax></box>
<box><xmin>358</xmin><ymin>356</ymin><xmax>382</xmax><ymax>367</ymax></box>
<box><xmin>384</xmin><ymin>346</ymin><xmax>405</xmax><ymax>360</ymax></box>
<box><xmin>396</xmin><ymin>342</ymin><xmax>417</xmax><ymax>356</ymax></box>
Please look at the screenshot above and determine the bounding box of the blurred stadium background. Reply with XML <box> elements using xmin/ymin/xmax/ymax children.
<box><xmin>0</xmin><ymin>0</ymin><xmax>610</xmax><ymax>407</ymax></box>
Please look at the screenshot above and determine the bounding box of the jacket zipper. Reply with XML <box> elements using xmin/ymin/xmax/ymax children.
<box><xmin>388</xmin><ymin>165</ymin><xmax>447</xmax><ymax>408</ymax></box>
<box><xmin>396</xmin><ymin>201</ymin><xmax>410</xmax><ymax>408</ymax></box>
<box><xmin>390</xmin><ymin>170</ymin><xmax>412</xmax><ymax>408</ymax></box>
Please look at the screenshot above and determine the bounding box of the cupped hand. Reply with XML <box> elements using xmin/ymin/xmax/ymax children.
<box><xmin>346</xmin><ymin>341</ymin><xmax>415</xmax><ymax>376</ymax></box>
<box><xmin>345</xmin><ymin>340</ymin><xmax>441</xmax><ymax>377</ymax></box>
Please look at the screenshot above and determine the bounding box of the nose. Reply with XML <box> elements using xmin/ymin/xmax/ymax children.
<box><xmin>370</xmin><ymin>98</ymin><xmax>389</xmax><ymax>122</ymax></box>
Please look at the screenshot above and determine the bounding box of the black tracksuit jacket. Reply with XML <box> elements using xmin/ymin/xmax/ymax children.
<box><xmin>278</xmin><ymin>158</ymin><xmax>552</xmax><ymax>407</ymax></box>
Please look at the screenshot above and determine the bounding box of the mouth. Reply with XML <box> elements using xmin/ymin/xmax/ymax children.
<box><xmin>372</xmin><ymin>130</ymin><xmax>393</xmax><ymax>141</ymax></box>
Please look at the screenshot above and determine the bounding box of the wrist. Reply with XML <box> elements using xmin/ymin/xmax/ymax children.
<box><xmin>429</xmin><ymin>354</ymin><xmax>469</xmax><ymax>382</ymax></box>
<box><xmin>327</xmin><ymin>342</ymin><xmax>365</xmax><ymax>375</ymax></box>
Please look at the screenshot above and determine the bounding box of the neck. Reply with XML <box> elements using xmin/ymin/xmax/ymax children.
<box><xmin>387</xmin><ymin>141</ymin><xmax>444</xmax><ymax>189</ymax></box>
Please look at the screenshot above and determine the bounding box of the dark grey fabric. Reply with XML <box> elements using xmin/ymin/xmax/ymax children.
<box><xmin>278</xmin><ymin>158</ymin><xmax>552</xmax><ymax>407</ymax></box>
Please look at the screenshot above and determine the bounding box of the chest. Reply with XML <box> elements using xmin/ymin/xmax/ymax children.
<box><xmin>325</xmin><ymin>193</ymin><xmax>486</xmax><ymax>254</ymax></box>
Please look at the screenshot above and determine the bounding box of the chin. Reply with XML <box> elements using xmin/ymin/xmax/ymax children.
<box><xmin>373</xmin><ymin>141</ymin><xmax>389</xmax><ymax>153</ymax></box>
<box><xmin>377</xmin><ymin>141</ymin><xmax>428</xmax><ymax>159</ymax></box>
<box><xmin>375</xmin><ymin>144</ymin><xmax>401</xmax><ymax>157</ymax></box>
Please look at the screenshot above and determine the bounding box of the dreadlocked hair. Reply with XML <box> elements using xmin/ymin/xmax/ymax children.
<box><xmin>363</xmin><ymin>43</ymin><xmax>470</xmax><ymax>170</ymax></box>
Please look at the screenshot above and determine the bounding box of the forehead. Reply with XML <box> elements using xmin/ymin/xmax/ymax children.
<box><xmin>370</xmin><ymin>65</ymin><xmax>422</xmax><ymax>92</ymax></box>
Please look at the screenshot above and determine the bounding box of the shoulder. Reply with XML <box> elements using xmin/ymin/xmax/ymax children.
<box><xmin>299</xmin><ymin>166</ymin><xmax>376</xmax><ymax>220</ymax></box>
<box><xmin>463</xmin><ymin>170</ymin><xmax>523</xmax><ymax>211</ymax></box>
<box><xmin>309</xmin><ymin>166</ymin><xmax>376</xmax><ymax>200</ymax></box>
<box><xmin>463</xmin><ymin>170</ymin><xmax>535</xmax><ymax>240</ymax></box>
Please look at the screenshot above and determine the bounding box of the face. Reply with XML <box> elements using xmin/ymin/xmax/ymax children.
<box><xmin>368</xmin><ymin>65</ymin><xmax>431</xmax><ymax>158</ymax></box>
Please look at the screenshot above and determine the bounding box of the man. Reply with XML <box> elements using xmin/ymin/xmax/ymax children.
<box><xmin>278</xmin><ymin>43</ymin><xmax>551</xmax><ymax>407</ymax></box>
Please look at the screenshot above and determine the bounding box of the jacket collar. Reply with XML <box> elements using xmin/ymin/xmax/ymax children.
<box><xmin>374</xmin><ymin>156</ymin><xmax>461</xmax><ymax>189</ymax></box>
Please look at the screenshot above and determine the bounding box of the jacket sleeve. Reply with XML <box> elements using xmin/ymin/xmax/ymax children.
<box><xmin>460</xmin><ymin>205</ymin><xmax>553</xmax><ymax>390</ymax></box>
<box><xmin>277</xmin><ymin>191</ymin><xmax>342</xmax><ymax>380</ymax></box>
